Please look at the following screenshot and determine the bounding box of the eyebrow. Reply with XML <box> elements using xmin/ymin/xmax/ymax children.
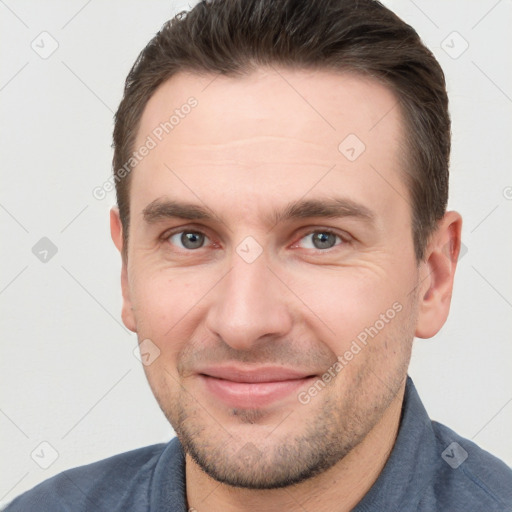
<box><xmin>142</xmin><ymin>196</ymin><xmax>375</xmax><ymax>227</ymax></box>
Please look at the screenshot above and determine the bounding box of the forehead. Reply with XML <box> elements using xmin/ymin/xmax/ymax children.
<box><xmin>137</xmin><ymin>67</ymin><xmax>402</xmax><ymax>151</ymax></box>
<box><xmin>130</xmin><ymin>67</ymin><xmax>408</xmax><ymax>224</ymax></box>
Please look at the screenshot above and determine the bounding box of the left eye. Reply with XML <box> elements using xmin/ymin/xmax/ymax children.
<box><xmin>168</xmin><ymin>231</ymin><xmax>210</xmax><ymax>250</ymax></box>
<box><xmin>297</xmin><ymin>231</ymin><xmax>342</xmax><ymax>250</ymax></box>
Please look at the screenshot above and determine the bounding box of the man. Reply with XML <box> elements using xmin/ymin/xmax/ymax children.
<box><xmin>5</xmin><ymin>0</ymin><xmax>511</xmax><ymax>510</ymax></box>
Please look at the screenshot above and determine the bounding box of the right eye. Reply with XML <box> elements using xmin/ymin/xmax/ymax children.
<box><xmin>166</xmin><ymin>230</ymin><xmax>211</xmax><ymax>250</ymax></box>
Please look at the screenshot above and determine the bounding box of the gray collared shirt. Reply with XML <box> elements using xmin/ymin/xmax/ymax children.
<box><xmin>4</xmin><ymin>376</ymin><xmax>512</xmax><ymax>511</ymax></box>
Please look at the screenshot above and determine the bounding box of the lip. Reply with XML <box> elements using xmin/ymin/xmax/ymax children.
<box><xmin>197</xmin><ymin>365</ymin><xmax>317</xmax><ymax>408</ymax></box>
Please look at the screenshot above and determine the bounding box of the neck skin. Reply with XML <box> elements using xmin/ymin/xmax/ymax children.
<box><xmin>185</xmin><ymin>383</ymin><xmax>406</xmax><ymax>512</ymax></box>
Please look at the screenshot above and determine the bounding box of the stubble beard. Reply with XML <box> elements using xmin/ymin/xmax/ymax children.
<box><xmin>154</xmin><ymin>349</ymin><xmax>413</xmax><ymax>489</ymax></box>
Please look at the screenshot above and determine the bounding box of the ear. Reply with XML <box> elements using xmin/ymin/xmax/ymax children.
<box><xmin>415</xmin><ymin>211</ymin><xmax>463</xmax><ymax>339</ymax></box>
<box><xmin>110</xmin><ymin>207</ymin><xmax>137</xmax><ymax>333</ymax></box>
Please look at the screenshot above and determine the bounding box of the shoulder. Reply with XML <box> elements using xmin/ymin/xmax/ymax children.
<box><xmin>422</xmin><ymin>420</ymin><xmax>512</xmax><ymax>511</ymax></box>
<box><xmin>2</xmin><ymin>441</ymin><xmax>175</xmax><ymax>512</ymax></box>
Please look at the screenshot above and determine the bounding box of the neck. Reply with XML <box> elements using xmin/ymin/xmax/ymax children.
<box><xmin>185</xmin><ymin>384</ymin><xmax>405</xmax><ymax>512</ymax></box>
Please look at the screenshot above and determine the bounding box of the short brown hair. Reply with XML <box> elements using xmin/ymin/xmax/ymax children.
<box><xmin>113</xmin><ymin>0</ymin><xmax>450</xmax><ymax>260</ymax></box>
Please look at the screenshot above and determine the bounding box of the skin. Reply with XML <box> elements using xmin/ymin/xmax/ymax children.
<box><xmin>110</xmin><ymin>67</ymin><xmax>462</xmax><ymax>512</ymax></box>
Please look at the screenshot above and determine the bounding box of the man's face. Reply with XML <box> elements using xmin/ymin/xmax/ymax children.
<box><xmin>117</xmin><ymin>68</ymin><xmax>423</xmax><ymax>488</ymax></box>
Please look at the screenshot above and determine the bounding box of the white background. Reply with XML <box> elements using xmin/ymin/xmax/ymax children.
<box><xmin>1</xmin><ymin>0</ymin><xmax>511</xmax><ymax>505</ymax></box>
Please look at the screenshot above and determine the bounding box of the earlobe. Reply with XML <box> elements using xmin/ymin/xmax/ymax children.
<box><xmin>110</xmin><ymin>207</ymin><xmax>137</xmax><ymax>333</ymax></box>
<box><xmin>415</xmin><ymin>211</ymin><xmax>463</xmax><ymax>339</ymax></box>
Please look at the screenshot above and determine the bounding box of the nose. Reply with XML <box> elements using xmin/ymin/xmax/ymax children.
<box><xmin>204</xmin><ymin>251</ymin><xmax>293</xmax><ymax>351</ymax></box>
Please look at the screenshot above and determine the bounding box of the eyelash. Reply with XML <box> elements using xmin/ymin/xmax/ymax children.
<box><xmin>160</xmin><ymin>226</ymin><xmax>350</xmax><ymax>253</ymax></box>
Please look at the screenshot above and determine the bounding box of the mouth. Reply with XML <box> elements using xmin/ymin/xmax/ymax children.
<box><xmin>197</xmin><ymin>366</ymin><xmax>318</xmax><ymax>408</ymax></box>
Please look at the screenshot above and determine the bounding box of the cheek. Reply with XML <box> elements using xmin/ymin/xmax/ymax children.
<box><xmin>130</xmin><ymin>271</ymin><xmax>204</xmax><ymax>385</ymax></box>
<box><xmin>288</xmin><ymin>263</ymin><xmax>414</xmax><ymax>352</ymax></box>
<box><xmin>129</xmin><ymin>262</ymin><xmax>245</xmax><ymax>359</ymax></box>
<box><xmin>130</xmin><ymin>269</ymin><xmax>204</xmax><ymax>341</ymax></box>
